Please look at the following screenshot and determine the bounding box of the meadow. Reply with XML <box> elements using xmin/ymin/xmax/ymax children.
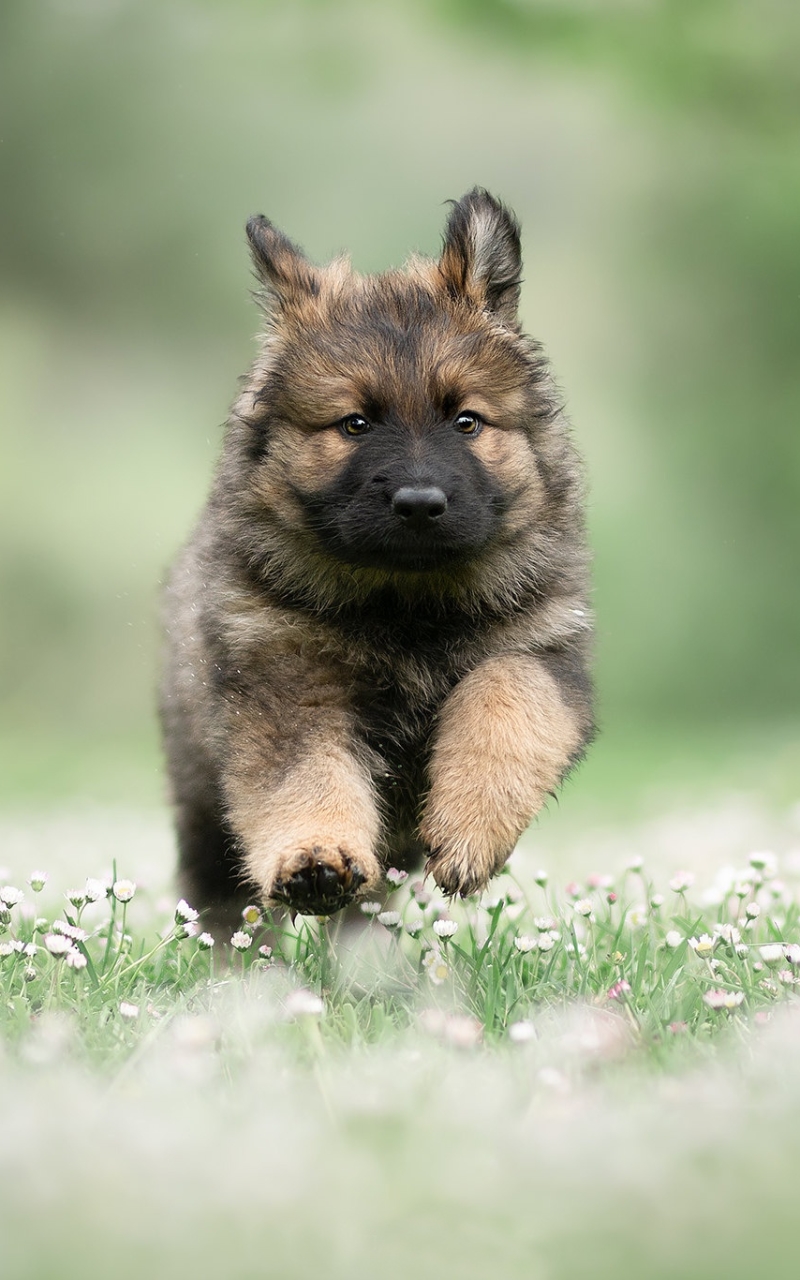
<box><xmin>2</xmin><ymin>784</ymin><xmax>799</xmax><ymax>1280</ymax></box>
<box><xmin>3</xmin><ymin>4</ymin><xmax>799</xmax><ymax>1275</ymax></box>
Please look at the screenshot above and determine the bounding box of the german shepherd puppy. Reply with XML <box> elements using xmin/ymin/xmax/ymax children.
<box><xmin>160</xmin><ymin>189</ymin><xmax>594</xmax><ymax>921</ymax></box>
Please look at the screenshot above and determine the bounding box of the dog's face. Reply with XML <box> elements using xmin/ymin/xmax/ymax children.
<box><xmin>237</xmin><ymin>191</ymin><xmax>565</xmax><ymax>600</ymax></box>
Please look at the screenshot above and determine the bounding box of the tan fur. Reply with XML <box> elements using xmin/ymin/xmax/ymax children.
<box><xmin>227</xmin><ymin>743</ymin><xmax>382</xmax><ymax>904</ymax></box>
<box><xmin>421</xmin><ymin>656</ymin><xmax>584</xmax><ymax>896</ymax></box>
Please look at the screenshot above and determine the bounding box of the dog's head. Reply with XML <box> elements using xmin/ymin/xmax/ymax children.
<box><xmin>229</xmin><ymin>190</ymin><xmax>581</xmax><ymax>610</ymax></box>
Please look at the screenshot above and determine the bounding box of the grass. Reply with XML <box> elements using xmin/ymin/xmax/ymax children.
<box><xmin>2</xmin><ymin>852</ymin><xmax>798</xmax><ymax>1064</ymax></box>
<box><xmin>1</xmin><ymin>802</ymin><xmax>800</xmax><ymax>1279</ymax></box>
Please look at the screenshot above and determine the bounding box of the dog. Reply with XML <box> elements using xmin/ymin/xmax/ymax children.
<box><xmin>159</xmin><ymin>188</ymin><xmax>594</xmax><ymax>922</ymax></box>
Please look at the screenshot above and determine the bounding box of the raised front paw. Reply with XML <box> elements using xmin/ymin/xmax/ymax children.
<box><xmin>269</xmin><ymin>843</ymin><xmax>379</xmax><ymax>915</ymax></box>
<box><xmin>422</xmin><ymin>835</ymin><xmax>513</xmax><ymax>899</ymax></box>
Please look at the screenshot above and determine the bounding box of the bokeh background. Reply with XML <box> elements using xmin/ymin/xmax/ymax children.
<box><xmin>2</xmin><ymin>0</ymin><xmax>798</xmax><ymax>819</ymax></box>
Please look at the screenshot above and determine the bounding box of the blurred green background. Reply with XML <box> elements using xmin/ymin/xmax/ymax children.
<box><xmin>1</xmin><ymin>0</ymin><xmax>798</xmax><ymax>812</ymax></box>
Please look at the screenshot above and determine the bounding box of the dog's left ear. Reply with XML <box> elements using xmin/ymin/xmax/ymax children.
<box><xmin>439</xmin><ymin>189</ymin><xmax>522</xmax><ymax>325</ymax></box>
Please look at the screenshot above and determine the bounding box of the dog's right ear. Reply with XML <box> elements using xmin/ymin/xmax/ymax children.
<box><xmin>246</xmin><ymin>215</ymin><xmax>320</xmax><ymax>310</ymax></box>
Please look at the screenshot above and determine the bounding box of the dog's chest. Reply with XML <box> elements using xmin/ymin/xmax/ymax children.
<box><xmin>347</xmin><ymin>621</ymin><xmax>478</xmax><ymax>763</ymax></box>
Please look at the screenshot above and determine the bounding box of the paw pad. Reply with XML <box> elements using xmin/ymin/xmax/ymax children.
<box><xmin>272</xmin><ymin>854</ymin><xmax>366</xmax><ymax>915</ymax></box>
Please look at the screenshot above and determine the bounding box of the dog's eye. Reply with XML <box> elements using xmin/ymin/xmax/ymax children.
<box><xmin>340</xmin><ymin>414</ymin><xmax>372</xmax><ymax>437</ymax></box>
<box><xmin>454</xmin><ymin>411</ymin><xmax>483</xmax><ymax>436</ymax></box>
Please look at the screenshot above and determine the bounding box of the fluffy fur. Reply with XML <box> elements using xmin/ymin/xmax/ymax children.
<box><xmin>160</xmin><ymin>189</ymin><xmax>594</xmax><ymax>921</ymax></box>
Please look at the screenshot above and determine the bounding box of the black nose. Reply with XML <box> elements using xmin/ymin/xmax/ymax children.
<box><xmin>392</xmin><ymin>486</ymin><xmax>448</xmax><ymax>525</ymax></box>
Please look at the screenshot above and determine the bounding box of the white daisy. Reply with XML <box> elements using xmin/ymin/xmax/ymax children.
<box><xmin>432</xmin><ymin>919</ymin><xmax>458</xmax><ymax>939</ymax></box>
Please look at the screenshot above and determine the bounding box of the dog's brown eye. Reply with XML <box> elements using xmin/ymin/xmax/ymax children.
<box><xmin>341</xmin><ymin>414</ymin><xmax>371</xmax><ymax>437</ymax></box>
<box><xmin>454</xmin><ymin>411</ymin><xmax>483</xmax><ymax>436</ymax></box>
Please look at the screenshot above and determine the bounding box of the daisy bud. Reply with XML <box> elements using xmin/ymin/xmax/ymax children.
<box><xmin>66</xmin><ymin>889</ymin><xmax>87</xmax><ymax>909</ymax></box>
<box><xmin>359</xmin><ymin>901</ymin><xmax>382</xmax><ymax>917</ymax></box>
<box><xmin>607</xmin><ymin>979</ymin><xmax>631</xmax><ymax>1000</ymax></box>
<box><xmin>665</xmin><ymin>930</ymin><xmax>683</xmax><ymax>949</ymax></box>
<box><xmin>230</xmin><ymin>930</ymin><xmax>252</xmax><ymax>951</ymax></box>
<box><xmin>44</xmin><ymin>934</ymin><xmax>72</xmax><ymax>956</ymax></box>
<box><xmin>433</xmin><ymin>919</ymin><xmax>458</xmax><ymax>939</ymax></box>
<box><xmin>197</xmin><ymin>932</ymin><xmax>215</xmax><ymax>950</ymax></box>
<box><xmin>119</xmin><ymin>1002</ymin><xmax>139</xmax><ymax>1019</ymax></box>
<box><xmin>405</xmin><ymin>918</ymin><xmax>424</xmax><ymax>937</ymax></box>
<box><xmin>112</xmin><ymin>879</ymin><xmax>136</xmax><ymax>903</ymax></box>
<box><xmin>378</xmin><ymin>910</ymin><xmax>402</xmax><ymax>929</ymax></box>
<box><xmin>28</xmin><ymin>872</ymin><xmax>48</xmax><ymax>893</ymax></box>
<box><xmin>386</xmin><ymin>868</ymin><xmax>408</xmax><ymax>886</ymax></box>
<box><xmin>759</xmin><ymin>944</ymin><xmax>784</xmax><ymax>966</ymax></box>
<box><xmin>175</xmin><ymin>899</ymin><xmax>200</xmax><ymax>923</ymax></box>
<box><xmin>745</xmin><ymin>902</ymin><xmax>761</xmax><ymax>919</ymax></box>
<box><xmin>409</xmin><ymin>880</ymin><xmax>432</xmax><ymax>907</ymax></box>
<box><xmin>534</xmin><ymin>869</ymin><xmax>548</xmax><ymax>887</ymax></box>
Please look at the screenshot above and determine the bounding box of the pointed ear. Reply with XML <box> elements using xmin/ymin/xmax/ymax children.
<box><xmin>438</xmin><ymin>189</ymin><xmax>522</xmax><ymax>325</ymax></box>
<box><xmin>246</xmin><ymin>214</ymin><xmax>319</xmax><ymax>310</ymax></box>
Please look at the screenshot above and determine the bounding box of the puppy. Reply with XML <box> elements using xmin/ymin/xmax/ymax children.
<box><xmin>160</xmin><ymin>188</ymin><xmax>594</xmax><ymax>921</ymax></box>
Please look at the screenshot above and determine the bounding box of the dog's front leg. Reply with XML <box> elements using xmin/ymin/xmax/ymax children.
<box><xmin>221</xmin><ymin>691</ymin><xmax>383</xmax><ymax>916</ymax></box>
<box><xmin>420</xmin><ymin>654</ymin><xmax>592</xmax><ymax>898</ymax></box>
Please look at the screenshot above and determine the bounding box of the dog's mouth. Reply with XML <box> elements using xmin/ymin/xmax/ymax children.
<box><xmin>306</xmin><ymin>506</ymin><xmax>494</xmax><ymax>574</ymax></box>
<box><xmin>337</xmin><ymin>536</ymin><xmax>478</xmax><ymax>572</ymax></box>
